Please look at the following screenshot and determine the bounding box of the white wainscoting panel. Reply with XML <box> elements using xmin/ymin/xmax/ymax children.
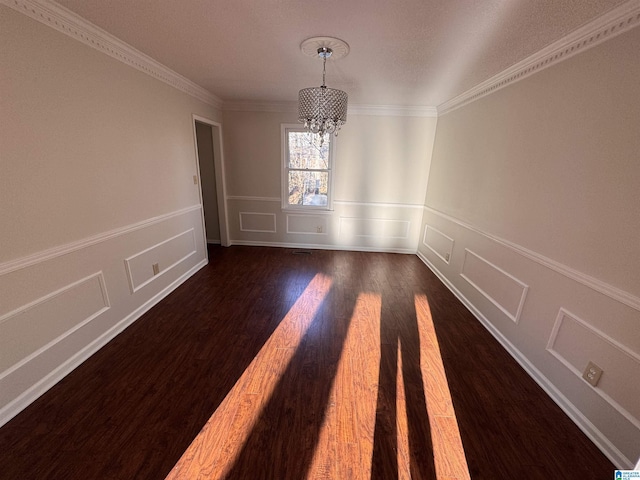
<box><xmin>424</xmin><ymin>206</ymin><xmax>640</xmax><ymax>312</ymax></box>
<box><xmin>423</xmin><ymin>224</ymin><xmax>455</xmax><ymax>264</ymax></box>
<box><xmin>460</xmin><ymin>249</ymin><xmax>529</xmax><ymax>323</ymax></box>
<box><xmin>227</xmin><ymin>197</ymin><xmax>421</xmax><ymax>252</ymax></box>
<box><xmin>417</xmin><ymin>208</ymin><xmax>639</xmax><ymax>467</ymax></box>
<box><xmin>0</xmin><ymin>206</ymin><xmax>207</xmax><ymax>428</ymax></box>
<box><xmin>339</xmin><ymin>217</ymin><xmax>410</xmax><ymax>239</ymax></box>
<box><xmin>124</xmin><ymin>229</ymin><xmax>197</xmax><ymax>293</ymax></box>
<box><xmin>547</xmin><ymin>308</ymin><xmax>640</xmax><ymax>429</ymax></box>
<box><xmin>286</xmin><ymin>214</ymin><xmax>329</xmax><ymax>235</ymax></box>
<box><xmin>239</xmin><ymin>212</ymin><xmax>277</xmax><ymax>233</ymax></box>
<box><xmin>0</xmin><ymin>272</ymin><xmax>110</xmax><ymax>374</ymax></box>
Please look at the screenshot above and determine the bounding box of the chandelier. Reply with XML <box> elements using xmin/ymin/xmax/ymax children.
<box><xmin>298</xmin><ymin>37</ymin><xmax>349</xmax><ymax>142</ymax></box>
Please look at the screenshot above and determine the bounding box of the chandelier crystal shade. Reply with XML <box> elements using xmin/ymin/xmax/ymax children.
<box><xmin>298</xmin><ymin>46</ymin><xmax>348</xmax><ymax>140</ymax></box>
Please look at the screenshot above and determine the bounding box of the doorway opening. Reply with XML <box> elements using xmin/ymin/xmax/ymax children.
<box><xmin>193</xmin><ymin>115</ymin><xmax>229</xmax><ymax>251</ymax></box>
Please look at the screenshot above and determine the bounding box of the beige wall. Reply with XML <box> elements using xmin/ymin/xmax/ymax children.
<box><xmin>418</xmin><ymin>26</ymin><xmax>640</xmax><ymax>467</ymax></box>
<box><xmin>1</xmin><ymin>6</ymin><xmax>221</xmax><ymax>263</ymax></box>
<box><xmin>222</xmin><ymin>109</ymin><xmax>437</xmax><ymax>251</ymax></box>
<box><xmin>0</xmin><ymin>6</ymin><xmax>219</xmax><ymax>423</ymax></box>
<box><xmin>4</xmin><ymin>0</ymin><xmax>637</xmax><ymax>467</ymax></box>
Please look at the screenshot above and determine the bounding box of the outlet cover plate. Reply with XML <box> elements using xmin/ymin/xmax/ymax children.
<box><xmin>582</xmin><ymin>361</ymin><xmax>603</xmax><ymax>387</ymax></box>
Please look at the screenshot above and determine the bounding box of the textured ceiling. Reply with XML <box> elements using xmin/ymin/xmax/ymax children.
<box><xmin>55</xmin><ymin>0</ymin><xmax>628</xmax><ymax>107</ymax></box>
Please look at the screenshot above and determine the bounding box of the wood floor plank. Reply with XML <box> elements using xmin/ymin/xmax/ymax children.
<box><xmin>345</xmin><ymin>293</ymin><xmax>381</xmax><ymax>480</ymax></box>
<box><xmin>0</xmin><ymin>246</ymin><xmax>615</xmax><ymax>480</ymax></box>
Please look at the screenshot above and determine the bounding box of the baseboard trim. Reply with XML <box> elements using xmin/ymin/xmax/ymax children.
<box><xmin>229</xmin><ymin>239</ymin><xmax>416</xmax><ymax>255</ymax></box>
<box><xmin>415</xmin><ymin>250</ymin><xmax>633</xmax><ymax>469</ymax></box>
<box><xmin>0</xmin><ymin>258</ymin><xmax>208</xmax><ymax>428</ymax></box>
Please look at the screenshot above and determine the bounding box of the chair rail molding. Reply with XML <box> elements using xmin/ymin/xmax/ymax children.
<box><xmin>423</xmin><ymin>206</ymin><xmax>640</xmax><ymax>312</ymax></box>
<box><xmin>0</xmin><ymin>205</ymin><xmax>203</xmax><ymax>276</ymax></box>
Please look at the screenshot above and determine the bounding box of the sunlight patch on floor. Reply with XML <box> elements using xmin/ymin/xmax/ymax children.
<box><xmin>395</xmin><ymin>337</ymin><xmax>412</xmax><ymax>478</ymax></box>
<box><xmin>166</xmin><ymin>273</ymin><xmax>333</xmax><ymax>479</ymax></box>
<box><xmin>307</xmin><ymin>292</ymin><xmax>383</xmax><ymax>479</ymax></box>
<box><xmin>415</xmin><ymin>293</ymin><xmax>471</xmax><ymax>480</ymax></box>
<box><xmin>165</xmin><ymin>283</ymin><xmax>471</xmax><ymax>479</ymax></box>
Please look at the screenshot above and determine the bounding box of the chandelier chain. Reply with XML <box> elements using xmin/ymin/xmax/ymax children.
<box><xmin>322</xmin><ymin>54</ymin><xmax>326</xmax><ymax>88</ymax></box>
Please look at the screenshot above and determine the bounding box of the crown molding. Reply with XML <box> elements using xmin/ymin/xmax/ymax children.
<box><xmin>7</xmin><ymin>0</ymin><xmax>638</xmax><ymax>118</ymax></box>
<box><xmin>2</xmin><ymin>0</ymin><xmax>223</xmax><ymax>109</ymax></box>
<box><xmin>223</xmin><ymin>101</ymin><xmax>298</xmax><ymax>113</ymax></box>
<box><xmin>438</xmin><ymin>0</ymin><xmax>640</xmax><ymax>115</ymax></box>
<box><xmin>223</xmin><ymin>101</ymin><xmax>438</xmax><ymax>117</ymax></box>
<box><xmin>348</xmin><ymin>104</ymin><xmax>438</xmax><ymax>117</ymax></box>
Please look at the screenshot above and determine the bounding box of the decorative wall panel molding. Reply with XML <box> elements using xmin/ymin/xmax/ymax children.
<box><xmin>460</xmin><ymin>249</ymin><xmax>529</xmax><ymax>324</ymax></box>
<box><xmin>416</xmin><ymin>250</ymin><xmax>634</xmax><ymax>469</ymax></box>
<box><xmin>0</xmin><ymin>272</ymin><xmax>110</xmax><ymax>376</ymax></box>
<box><xmin>229</xmin><ymin>239</ymin><xmax>416</xmax><ymax>255</ymax></box>
<box><xmin>334</xmin><ymin>200</ymin><xmax>423</xmax><ymax>210</ymax></box>
<box><xmin>0</xmin><ymin>205</ymin><xmax>202</xmax><ymax>276</ymax></box>
<box><xmin>229</xmin><ymin>200</ymin><xmax>420</xmax><ymax>251</ymax></box>
<box><xmin>422</xmin><ymin>224</ymin><xmax>455</xmax><ymax>264</ymax></box>
<box><xmin>0</xmin><ymin>260</ymin><xmax>206</xmax><ymax>428</ymax></box>
<box><xmin>239</xmin><ymin>212</ymin><xmax>277</xmax><ymax>233</ymax></box>
<box><xmin>286</xmin><ymin>214</ymin><xmax>329</xmax><ymax>235</ymax></box>
<box><xmin>2</xmin><ymin>0</ymin><xmax>222</xmax><ymax>108</ymax></box>
<box><xmin>339</xmin><ymin>217</ymin><xmax>410</xmax><ymax>239</ymax></box>
<box><xmin>547</xmin><ymin>308</ymin><xmax>640</xmax><ymax>430</ymax></box>
<box><xmin>124</xmin><ymin>229</ymin><xmax>197</xmax><ymax>293</ymax></box>
<box><xmin>438</xmin><ymin>0</ymin><xmax>640</xmax><ymax>115</ymax></box>
<box><xmin>424</xmin><ymin>207</ymin><xmax>640</xmax><ymax>312</ymax></box>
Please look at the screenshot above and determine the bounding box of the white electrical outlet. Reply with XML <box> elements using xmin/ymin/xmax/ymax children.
<box><xmin>582</xmin><ymin>361</ymin><xmax>603</xmax><ymax>387</ymax></box>
<box><xmin>152</xmin><ymin>263</ymin><xmax>160</xmax><ymax>275</ymax></box>
<box><xmin>317</xmin><ymin>225</ymin><xmax>323</xmax><ymax>233</ymax></box>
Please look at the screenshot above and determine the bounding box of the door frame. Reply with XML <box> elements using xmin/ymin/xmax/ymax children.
<box><xmin>192</xmin><ymin>114</ymin><xmax>230</xmax><ymax>248</ymax></box>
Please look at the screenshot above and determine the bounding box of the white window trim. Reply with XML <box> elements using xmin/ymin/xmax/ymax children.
<box><xmin>281</xmin><ymin>123</ymin><xmax>336</xmax><ymax>211</ymax></box>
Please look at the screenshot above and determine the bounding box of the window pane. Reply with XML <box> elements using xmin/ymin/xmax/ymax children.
<box><xmin>288</xmin><ymin>131</ymin><xmax>330</xmax><ymax>170</ymax></box>
<box><xmin>287</xmin><ymin>170</ymin><xmax>329</xmax><ymax>206</ymax></box>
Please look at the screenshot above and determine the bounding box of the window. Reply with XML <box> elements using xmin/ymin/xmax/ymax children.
<box><xmin>282</xmin><ymin>125</ymin><xmax>334</xmax><ymax>210</ymax></box>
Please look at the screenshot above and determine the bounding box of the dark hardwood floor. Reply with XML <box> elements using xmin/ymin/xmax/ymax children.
<box><xmin>0</xmin><ymin>245</ymin><xmax>614</xmax><ymax>479</ymax></box>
